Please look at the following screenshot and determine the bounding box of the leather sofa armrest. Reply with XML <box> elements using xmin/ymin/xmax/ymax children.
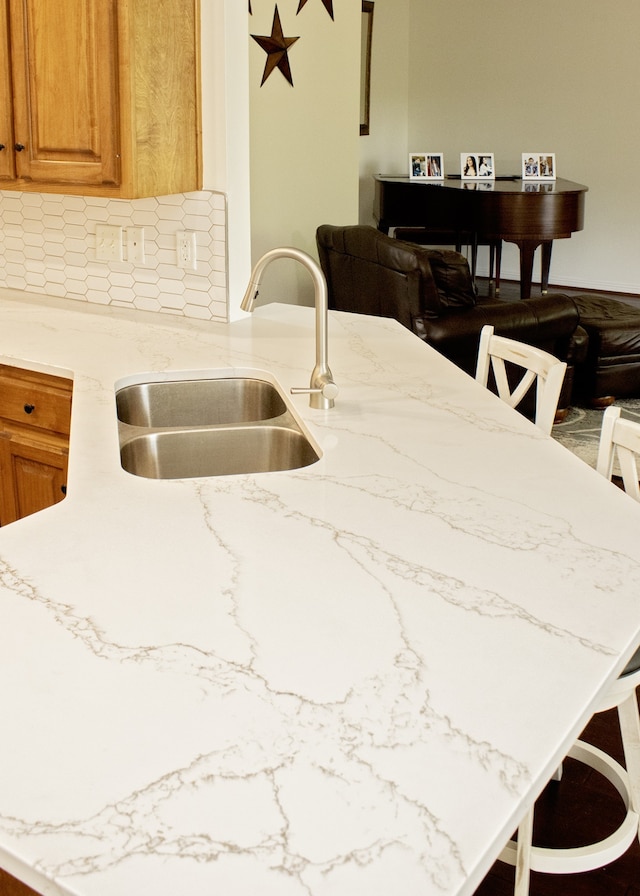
<box><xmin>317</xmin><ymin>223</ymin><xmax>441</xmax><ymax>327</ymax></box>
<box><xmin>413</xmin><ymin>294</ymin><xmax>580</xmax><ymax>376</ymax></box>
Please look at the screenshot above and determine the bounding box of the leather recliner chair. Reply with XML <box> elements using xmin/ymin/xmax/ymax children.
<box><xmin>316</xmin><ymin>224</ymin><xmax>587</xmax><ymax>417</ymax></box>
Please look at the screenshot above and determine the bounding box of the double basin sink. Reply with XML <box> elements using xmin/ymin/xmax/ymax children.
<box><xmin>115</xmin><ymin>372</ymin><xmax>320</xmax><ymax>479</ymax></box>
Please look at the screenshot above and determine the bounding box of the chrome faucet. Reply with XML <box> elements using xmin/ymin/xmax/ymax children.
<box><xmin>241</xmin><ymin>247</ymin><xmax>338</xmax><ymax>409</ymax></box>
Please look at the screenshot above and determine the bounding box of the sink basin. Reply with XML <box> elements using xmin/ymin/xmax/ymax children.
<box><xmin>120</xmin><ymin>425</ymin><xmax>320</xmax><ymax>479</ymax></box>
<box><xmin>116</xmin><ymin>376</ymin><xmax>287</xmax><ymax>427</ymax></box>
<box><xmin>116</xmin><ymin>372</ymin><xmax>321</xmax><ymax>480</ymax></box>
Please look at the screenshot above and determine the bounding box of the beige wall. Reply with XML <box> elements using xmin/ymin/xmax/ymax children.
<box><xmin>404</xmin><ymin>0</ymin><xmax>640</xmax><ymax>292</ymax></box>
<box><xmin>358</xmin><ymin>0</ymin><xmax>640</xmax><ymax>294</ymax></box>
<box><xmin>359</xmin><ymin>0</ymin><xmax>411</xmax><ymax>227</ymax></box>
<box><xmin>7</xmin><ymin>0</ymin><xmax>636</xmax><ymax>324</ymax></box>
<box><xmin>249</xmin><ymin>1</ymin><xmax>361</xmax><ymax>307</ymax></box>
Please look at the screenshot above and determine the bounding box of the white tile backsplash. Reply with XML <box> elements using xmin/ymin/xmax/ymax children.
<box><xmin>0</xmin><ymin>189</ymin><xmax>228</xmax><ymax>322</ymax></box>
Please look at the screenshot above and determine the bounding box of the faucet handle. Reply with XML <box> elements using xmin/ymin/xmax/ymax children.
<box><xmin>320</xmin><ymin>380</ymin><xmax>339</xmax><ymax>400</ymax></box>
<box><xmin>291</xmin><ymin>381</ymin><xmax>339</xmax><ymax>399</ymax></box>
<box><xmin>291</xmin><ymin>374</ymin><xmax>338</xmax><ymax>409</ymax></box>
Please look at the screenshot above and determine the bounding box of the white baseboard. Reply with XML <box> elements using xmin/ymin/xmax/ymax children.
<box><xmin>478</xmin><ymin>263</ymin><xmax>640</xmax><ymax>297</ymax></box>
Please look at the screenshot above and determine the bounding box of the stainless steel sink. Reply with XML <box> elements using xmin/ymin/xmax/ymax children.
<box><xmin>116</xmin><ymin>376</ymin><xmax>286</xmax><ymax>427</ymax></box>
<box><xmin>120</xmin><ymin>425</ymin><xmax>320</xmax><ymax>479</ymax></box>
<box><xmin>115</xmin><ymin>372</ymin><xmax>321</xmax><ymax>480</ymax></box>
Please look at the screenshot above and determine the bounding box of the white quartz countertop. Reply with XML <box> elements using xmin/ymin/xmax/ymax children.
<box><xmin>0</xmin><ymin>289</ymin><xmax>639</xmax><ymax>896</ymax></box>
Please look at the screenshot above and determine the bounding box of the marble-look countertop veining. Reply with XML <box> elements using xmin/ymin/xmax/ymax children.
<box><xmin>0</xmin><ymin>289</ymin><xmax>639</xmax><ymax>896</ymax></box>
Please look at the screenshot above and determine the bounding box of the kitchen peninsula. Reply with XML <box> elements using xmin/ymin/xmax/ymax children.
<box><xmin>0</xmin><ymin>289</ymin><xmax>639</xmax><ymax>896</ymax></box>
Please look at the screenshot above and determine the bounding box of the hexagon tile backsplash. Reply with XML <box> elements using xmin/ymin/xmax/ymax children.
<box><xmin>0</xmin><ymin>189</ymin><xmax>228</xmax><ymax>322</ymax></box>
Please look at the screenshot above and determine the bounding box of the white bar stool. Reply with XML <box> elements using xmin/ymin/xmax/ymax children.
<box><xmin>500</xmin><ymin>404</ymin><xmax>640</xmax><ymax>894</ymax></box>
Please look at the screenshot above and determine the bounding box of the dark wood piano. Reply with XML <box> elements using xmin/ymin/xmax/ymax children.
<box><xmin>373</xmin><ymin>175</ymin><xmax>588</xmax><ymax>298</ymax></box>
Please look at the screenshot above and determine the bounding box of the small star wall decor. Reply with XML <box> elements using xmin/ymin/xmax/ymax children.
<box><xmin>297</xmin><ymin>0</ymin><xmax>334</xmax><ymax>18</ymax></box>
<box><xmin>251</xmin><ymin>5</ymin><xmax>300</xmax><ymax>86</ymax></box>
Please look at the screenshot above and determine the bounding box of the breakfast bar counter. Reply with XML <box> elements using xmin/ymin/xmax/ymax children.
<box><xmin>0</xmin><ymin>289</ymin><xmax>639</xmax><ymax>896</ymax></box>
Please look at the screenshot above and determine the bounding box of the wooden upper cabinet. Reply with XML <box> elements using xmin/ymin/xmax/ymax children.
<box><xmin>8</xmin><ymin>0</ymin><xmax>120</xmax><ymax>188</ymax></box>
<box><xmin>0</xmin><ymin>0</ymin><xmax>201</xmax><ymax>198</ymax></box>
<box><xmin>0</xmin><ymin>0</ymin><xmax>15</xmax><ymax>181</ymax></box>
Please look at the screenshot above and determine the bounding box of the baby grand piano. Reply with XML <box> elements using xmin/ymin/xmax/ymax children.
<box><xmin>373</xmin><ymin>174</ymin><xmax>587</xmax><ymax>298</ymax></box>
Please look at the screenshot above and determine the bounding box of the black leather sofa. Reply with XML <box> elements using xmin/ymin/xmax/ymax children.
<box><xmin>570</xmin><ymin>294</ymin><xmax>640</xmax><ymax>406</ymax></box>
<box><xmin>316</xmin><ymin>224</ymin><xmax>586</xmax><ymax>416</ymax></box>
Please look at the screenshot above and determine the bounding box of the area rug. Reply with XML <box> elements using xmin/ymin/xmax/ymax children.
<box><xmin>552</xmin><ymin>398</ymin><xmax>640</xmax><ymax>469</ymax></box>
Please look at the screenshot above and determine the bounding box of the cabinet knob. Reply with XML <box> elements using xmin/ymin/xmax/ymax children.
<box><xmin>14</xmin><ymin>143</ymin><xmax>25</xmax><ymax>152</ymax></box>
<box><xmin>0</xmin><ymin>144</ymin><xmax>5</xmax><ymax>151</ymax></box>
<box><xmin>23</xmin><ymin>403</ymin><xmax>35</xmax><ymax>414</ymax></box>
<box><xmin>61</xmin><ymin>485</ymin><xmax>67</xmax><ymax>496</ymax></box>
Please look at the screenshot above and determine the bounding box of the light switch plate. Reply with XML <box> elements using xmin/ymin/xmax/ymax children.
<box><xmin>96</xmin><ymin>224</ymin><xmax>123</xmax><ymax>262</ymax></box>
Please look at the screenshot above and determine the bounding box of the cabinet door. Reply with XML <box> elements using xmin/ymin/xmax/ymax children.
<box><xmin>0</xmin><ymin>432</ymin><xmax>68</xmax><ymax>525</ymax></box>
<box><xmin>8</xmin><ymin>0</ymin><xmax>120</xmax><ymax>187</ymax></box>
<box><xmin>0</xmin><ymin>0</ymin><xmax>15</xmax><ymax>181</ymax></box>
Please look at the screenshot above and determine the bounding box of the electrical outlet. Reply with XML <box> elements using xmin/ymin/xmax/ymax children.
<box><xmin>176</xmin><ymin>230</ymin><xmax>197</xmax><ymax>271</ymax></box>
<box><xmin>96</xmin><ymin>224</ymin><xmax>123</xmax><ymax>262</ymax></box>
<box><xmin>126</xmin><ymin>227</ymin><xmax>145</xmax><ymax>264</ymax></box>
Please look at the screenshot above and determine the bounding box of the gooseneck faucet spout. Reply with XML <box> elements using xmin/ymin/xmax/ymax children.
<box><xmin>241</xmin><ymin>247</ymin><xmax>338</xmax><ymax>409</ymax></box>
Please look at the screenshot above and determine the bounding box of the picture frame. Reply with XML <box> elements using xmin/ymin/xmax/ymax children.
<box><xmin>460</xmin><ymin>152</ymin><xmax>495</xmax><ymax>179</ymax></box>
<box><xmin>522</xmin><ymin>153</ymin><xmax>556</xmax><ymax>180</ymax></box>
<box><xmin>409</xmin><ymin>152</ymin><xmax>444</xmax><ymax>180</ymax></box>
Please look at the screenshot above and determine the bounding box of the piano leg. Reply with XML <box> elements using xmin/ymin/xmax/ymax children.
<box><xmin>514</xmin><ymin>239</ymin><xmax>546</xmax><ymax>299</ymax></box>
<box><xmin>540</xmin><ymin>241</ymin><xmax>553</xmax><ymax>294</ymax></box>
<box><xmin>471</xmin><ymin>234</ymin><xmax>478</xmax><ymax>287</ymax></box>
<box><xmin>492</xmin><ymin>241</ymin><xmax>502</xmax><ymax>295</ymax></box>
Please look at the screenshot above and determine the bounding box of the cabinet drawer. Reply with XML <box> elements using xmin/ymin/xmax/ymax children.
<box><xmin>0</xmin><ymin>365</ymin><xmax>72</xmax><ymax>435</ymax></box>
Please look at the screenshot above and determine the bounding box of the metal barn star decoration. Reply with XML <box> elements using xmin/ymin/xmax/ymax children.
<box><xmin>297</xmin><ymin>0</ymin><xmax>334</xmax><ymax>18</ymax></box>
<box><xmin>251</xmin><ymin>5</ymin><xmax>300</xmax><ymax>86</ymax></box>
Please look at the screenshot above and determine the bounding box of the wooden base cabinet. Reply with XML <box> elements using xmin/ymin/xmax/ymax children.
<box><xmin>0</xmin><ymin>0</ymin><xmax>201</xmax><ymax>198</ymax></box>
<box><xmin>0</xmin><ymin>366</ymin><xmax>72</xmax><ymax>526</ymax></box>
<box><xmin>0</xmin><ymin>868</ymin><xmax>40</xmax><ymax>896</ymax></box>
<box><xmin>0</xmin><ymin>430</ymin><xmax>68</xmax><ymax>524</ymax></box>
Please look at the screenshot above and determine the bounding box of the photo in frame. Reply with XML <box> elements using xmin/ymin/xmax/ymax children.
<box><xmin>522</xmin><ymin>153</ymin><xmax>556</xmax><ymax>180</ymax></box>
<box><xmin>409</xmin><ymin>152</ymin><xmax>444</xmax><ymax>180</ymax></box>
<box><xmin>460</xmin><ymin>153</ymin><xmax>495</xmax><ymax>179</ymax></box>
